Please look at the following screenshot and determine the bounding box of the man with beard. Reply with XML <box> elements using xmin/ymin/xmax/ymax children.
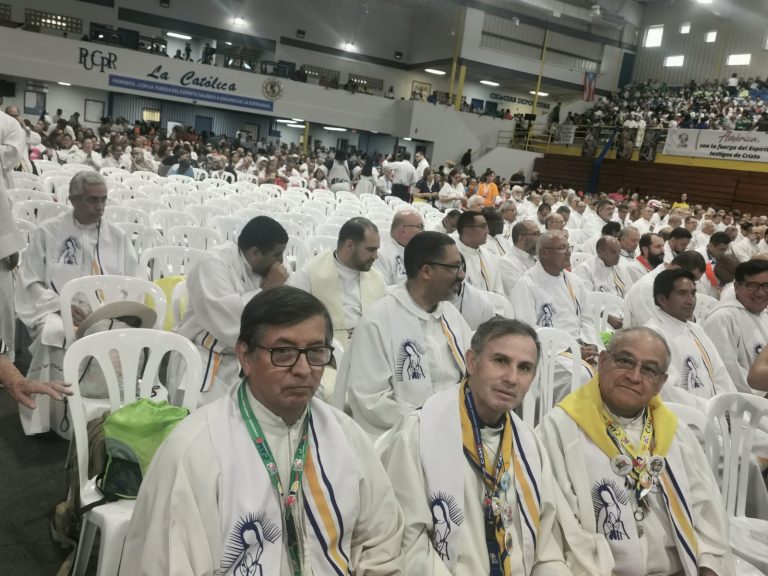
<box><xmin>625</xmin><ymin>232</ymin><xmax>665</xmax><ymax>284</ymax></box>
<box><xmin>337</xmin><ymin>232</ymin><xmax>472</xmax><ymax>439</ymax></box>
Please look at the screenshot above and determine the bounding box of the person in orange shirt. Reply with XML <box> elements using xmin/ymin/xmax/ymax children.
<box><xmin>476</xmin><ymin>171</ymin><xmax>499</xmax><ymax>207</ymax></box>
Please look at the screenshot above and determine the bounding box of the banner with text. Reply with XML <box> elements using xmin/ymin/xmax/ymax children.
<box><xmin>663</xmin><ymin>129</ymin><xmax>768</xmax><ymax>163</ymax></box>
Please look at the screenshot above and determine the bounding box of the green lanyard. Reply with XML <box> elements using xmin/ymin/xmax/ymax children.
<box><xmin>237</xmin><ymin>380</ymin><xmax>310</xmax><ymax>576</ymax></box>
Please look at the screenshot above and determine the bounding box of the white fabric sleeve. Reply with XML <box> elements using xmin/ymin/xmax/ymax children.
<box><xmin>14</xmin><ymin>226</ymin><xmax>60</xmax><ymax>332</ymax></box>
<box><xmin>285</xmin><ymin>265</ymin><xmax>311</xmax><ymax>293</ymax></box>
<box><xmin>0</xmin><ymin>114</ymin><xmax>25</xmax><ymax>173</ymax></box>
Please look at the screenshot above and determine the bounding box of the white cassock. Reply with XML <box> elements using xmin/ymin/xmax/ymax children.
<box><xmin>0</xmin><ymin>111</ymin><xmax>26</xmax><ymax>361</ymax></box>
<box><xmin>120</xmin><ymin>387</ymin><xmax>405</xmax><ymax>576</ymax></box>
<box><xmin>14</xmin><ymin>213</ymin><xmax>137</xmax><ymax>434</ymax></box>
<box><xmin>702</xmin><ymin>299</ymin><xmax>768</xmax><ymax>394</ymax></box>
<box><xmin>502</xmin><ymin>220</ymin><xmax>516</xmax><ymax>241</ymax></box>
<box><xmin>537</xmin><ymin>384</ymin><xmax>735</xmax><ymax>576</ymax></box>
<box><xmin>337</xmin><ymin>284</ymin><xmax>472</xmax><ymax>439</ymax></box>
<box><xmin>662</xmin><ymin>243</ymin><xmax>681</xmax><ymax>264</ymax></box>
<box><xmin>377</xmin><ymin>385</ymin><xmax>576</xmax><ymax>576</ymax></box>
<box><xmin>173</xmin><ymin>242</ymin><xmax>262</xmax><ymax>405</ymax></box>
<box><xmin>731</xmin><ymin>237</ymin><xmax>759</xmax><ymax>262</ymax></box>
<box><xmin>485</xmin><ymin>234</ymin><xmax>511</xmax><ymax>259</ymax></box>
<box><xmin>498</xmin><ymin>246</ymin><xmax>536</xmax><ymax>299</ymax></box>
<box><xmin>644</xmin><ymin>309</ymin><xmax>738</xmax><ymax>411</ymax></box>
<box><xmin>374</xmin><ymin>237</ymin><xmax>406</xmax><ymax>286</ymax></box>
<box><xmin>456</xmin><ymin>239</ymin><xmax>504</xmax><ymax>295</ymax></box>
<box><xmin>632</xmin><ymin>218</ymin><xmax>652</xmax><ymax>236</ymax></box>
<box><xmin>510</xmin><ymin>263</ymin><xmax>599</xmax><ymax>346</ymax></box>
<box><xmin>649</xmin><ymin>213</ymin><xmax>668</xmax><ymax>232</ymax></box>
<box><xmin>623</xmin><ymin>258</ymin><xmax>652</xmax><ymax>285</ymax></box>
<box><xmin>449</xmin><ymin>281</ymin><xmax>499</xmax><ymax>330</ymax></box>
<box><xmin>622</xmin><ymin>265</ymin><xmax>667</xmax><ymax>328</ymax></box>
<box><xmin>572</xmin><ymin>256</ymin><xmax>632</xmax><ymax>298</ymax></box>
<box><xmin>568</xmin><ymin>210</ymin><xmax>585</xmax><ymax>230</ymax></box>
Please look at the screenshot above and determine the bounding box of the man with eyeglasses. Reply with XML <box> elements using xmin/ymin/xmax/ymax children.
<box><xmin>121</xmin><ymin>286</ymin><xmax>406</xmax><ymax>576</ymax></box>
<box><xmin>374</xmin><ymin>208</ymin><xmax>424</xmax><ymax>286</ymax></box>
<box><xmin>456</xmin><ymin>211</ymin><xmax>505</xmax><ymax>298</ymax></box>
<box><xmin>644</xmin><ymin>269</ymin><xmax>737</xmax><ymax>411</ymax></box>
<box><xmin>703</xmin><ymin>259</ymin><xmax>768</xmax><ymax>394</ymax></box>
<box><xmin>538</xmin><ymin>327</ymin><xmax>733</xmax><ymax>576</ymax></box>
<box><xmin>15</xmin><ymin>171</ymin><xmax>138</xmax><ymax>435</ymax></box>
<box><xmin>339</xmin><ymin>231</ymin><xmax>472</xmax><ymax>439</ymax></box>
<box><xmin>499</xmin><ymin>200</ymin><xmax>518</xmax><ymax>240</ymax></box>
<box><xmin>498</xmin><ymin>220</ymin><xmax>539</xmax><ymax>298</ymax></box>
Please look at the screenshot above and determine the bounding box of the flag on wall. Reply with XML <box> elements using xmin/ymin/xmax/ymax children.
<box><xmin>583</xmin><ymin>72</ymin><xmax>597</xmax><ymax>102</ymax></box>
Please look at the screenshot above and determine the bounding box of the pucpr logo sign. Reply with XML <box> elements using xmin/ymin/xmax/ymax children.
<box><xmin>78</xmin><ymin>47</ymin><xmax>117</xmax><ymax>73</ymax></box>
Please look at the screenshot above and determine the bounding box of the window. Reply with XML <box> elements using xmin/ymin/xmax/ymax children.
<box><xmin>680</xmin><ymin>23</ymin><xmax>690</xmax><ymax>34</ymax></box>
<box><xmin>664</xmin><ymin>55</ymin><xmax>685</xmax><ymax>67</ymax></box>
<box><xmin>142</xmin><ymin>108</ymin><xmax>161</xmax><ymax>123</ymax></box>
<box><xmin>0</xmin><ymin>3</ymin><xmax>11</xmax><ymax>20</ymax></box>
<box><xmin>644</xmin><ymin>25</ymin><xmax>664</xmax><ymax>47</ymax></box>
<box><xmin>727</xmin><ymin>53</ymin><xmax>751</xmax><ymax>66</ymax></box>
<box><xmin>25</xmin><ymin>9</ymin><xmax>82</xmax><ymax>34</ymax></box>
<box><xmin>706</xmin><ymin>30</ymin><xmax>717</xmax><ymax>43</ymax></box>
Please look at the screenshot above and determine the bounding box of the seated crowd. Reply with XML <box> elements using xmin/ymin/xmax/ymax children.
<box><xmin>4</xmin><ymin>99</ymin><xmax>768</xmax><ymax>576</ymax></box>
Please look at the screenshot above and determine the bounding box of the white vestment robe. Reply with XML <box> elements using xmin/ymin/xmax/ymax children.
<box><xmin>485</xmin><ymin>234</ymin><xmax>510</xmax><ymax>259</ymax></box>
<box><xmin>645</xmin><ymin>309</ymin><xmax>738</xmax><ymax>410</ymax></box>
<box><xmin>14</xmin><ymin>213</ymin><xmax>137</xmax><ymax>434</ymax></box>
<box><xmin>374</xmin><ymin>237</ymin><xmax>406</xmax><ymax>286</ymax></box>
<box><xmin>623</xmin><ymin>258</ymin><xmax>653</xmax><ymax>286</ymax></box>
<box><xmin>173</xmin><ymin>242</ymin><xmax>262</xmax><ymax>405</ymax></box>
<box><xmin>119</xmin><ymin>388</ymin><xmax>405</xmax><ymax>576</ymax></box>
<box><xmin>510</xmin><ymin>263</ymin><xmax>599</xmax><ymax>345</ymax></box>
<box><xmin>338</xmin><ymin>284</ymin><xmax>472</xmax><ymax>439</ymax></box>
<box><xmin>449</xmin><ymin>281</ymin><xmax>498</xmax><ymax>330</ymax></box>
<box><xmin>731</xmin><ymin>237</ymin><xmax>759</xmax><ymax>262</ymax></box>
<box><xmin>702</xmin><ymin>299</ymin><xmax>768</xmax><ymax>394</ymax></box>
<box><xmin>538</xmin><ymin>402</ymin><xmax>734</xmax><ymax>576</ymax></box>
<box><xmin>632</xmin><ymin>218</ymin><xmax>652</xmax><ymax>236</ymax></box>
<box><xmin>498</xmin><ymin>246</ymin><xmax>536</xmax><ymax>299</ymax></box>
<box><xmin>622</xmin><ymin>265</ymin><xmax>668</xmax><ymax>328</ymax></box>
<box><xmin>377</xmin><ymin>387</ymin><xmax>573</xmax><ymax>576</ymax></box>
<box><xmin>456</xmin><ymin>239</ymin><xmax>504</xmax><ymax>295</ymax></box>
<box><xmin>572</xmin><ymin>256</ymin><xmax>632</xmax><ymax>298</ymax></box>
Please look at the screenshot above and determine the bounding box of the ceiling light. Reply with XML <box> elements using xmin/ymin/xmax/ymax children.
<box><xmin>344</xmin><ymin>42</ymin><xmax>356</xmax><ymax>51</ymax></box>
<box><xmin>529</xmin><ymin>90</ymin><xmax>549</xmax><ymax>96</ymax></box>
<box><xmin>97</xmin><ymin>33</ymin><xmax>104</xmax><ymax>39</ymax></box>
<box><xmin>57</xmin><ymin>82</ymin><xmax>71</xmax><ymax>86</ymax></box>
<box><xmin>287</xmin><ymin>123</ymin><xmax>305</xmax><ymax>128</ymax></box>
<box><xmin>480</xmin><ymin>80</ymin><xmax>500</xmax><ymax>86</ymax></box>
<box><xmin>234</xmin><ymin>17</ymin><xmax>245</xmax><ymax>25</ymax></box>
<box><xmin>166</xmin><ymin>32</ymin><xmax>192</xmax><ymax>40</ymax></box>
<box><xmin>402</xmin><ymin>137</ymin><xmax>412</xmax><ymax>141</ymax></box>
<box><xmin>370</xmin><ymin>130</ymin><xmax>379</xmax><ymax>134</ymax></box>
<box><xmin>291</xmin><ymin>118</ymin><xmax>304</xmax><ymax>122</ymax></box>
<box><xmin>224</xmin><ymin>41</ymin><xmax>232</xmax><ymax>46</ymax></box>
<box><xmin>425</xmin><ymin>68</ymin><xmax>446</xmax><ymax>75</ymax></box>
<box><xmin>275</xmin><ymin>119</ymin><xmax>293</xmax><ymax>123</ymax></box>
<box><xmin>696</xmin><ymin>0</ymin><xmax>713</xmax><ymax>3</ymax></box>
<box><xmin>324</xmin><ymin>126</ymin><xmax>347</xmax><ymax>132</ymax></box>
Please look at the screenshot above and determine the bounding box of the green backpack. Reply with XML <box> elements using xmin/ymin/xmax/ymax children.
<box><xmin>82</xmin><ymin>398</ymin><xmax>188</xmax><ymax>510</ymax></box>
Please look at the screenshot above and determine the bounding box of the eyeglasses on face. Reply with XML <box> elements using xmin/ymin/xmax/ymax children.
<box><xmin>77</xmin><ymin>195</ymin><xmax>109</xmax><ymax>205</ymax></box>
<box><xmin>742</xmin><ymin>281</ymin><xmax>768</xmax><ymax>293</ymax></box>
<box><xmin>605</xmin><ymin>351</ymin><xmax>664</xmax><ymax>380</ymax></box>
<box><xmin>426</xmin><ymin>261</ymin><xmax>466</xmax><ymax>275</ymax></box>
<box><xmin>400</xmin><ymin>223</ymin><xmax>425</xmax><ymax>230</ymax></box>
<box><xmin>254</xmin><ymin>345</ymin><xmax>334</xmax><ymax>367</ymax></box>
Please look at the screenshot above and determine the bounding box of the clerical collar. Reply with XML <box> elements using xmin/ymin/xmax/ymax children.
<box><xmin>603</xmin><ymin>403</ymin><xmax>645</xmax><ymax>427</ymax></box>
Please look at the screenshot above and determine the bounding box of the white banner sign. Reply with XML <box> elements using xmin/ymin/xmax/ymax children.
<box><xmin>664</xmin><ymin>129</ymin><xmax>768</xmax><ymax>162</ymax></box>
<box><xmin>555</xmin><ymin>124</ymin><xmax>577</xmax><ymax>145</ymax></box>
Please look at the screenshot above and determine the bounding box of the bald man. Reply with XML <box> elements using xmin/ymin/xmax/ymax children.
<box><xmin>374</xmin><ymin>209</ymin><xmax>424</xmax><ymax>286</ymax></box>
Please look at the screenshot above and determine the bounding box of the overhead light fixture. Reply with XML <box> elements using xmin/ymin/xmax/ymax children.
<box><xmin>529</xmin><ymin>90</ymin><xmax>549</xmax><ymax>96</ymax></box>
<box><xmin>425</xmin><ymin>68</ymin><xmax>446</xmax><ymax>75</ymax></box>
<box><xmin>344</xmin><ymin>42</ymin><xmax>356</xmax><ymax>51</ymax></box>
<box><xmin>57</xmin><ymin>82</ymin><xmax>71</xmax><ymax>86</ymax></box>
<box><xmin>287</xmin><ymin>123</ymin><xmax>305</xmax><ymax>128</ymax></box>
<box><xmin>402</xmin><ymin>137</ymin><xmax>412</xmax><ymax>141</ymax></box>
<box><xmin>97</xmin><ymin>33</ymin><xmax>104</xmax><ymax>39</ymax></box>
<box><xmin>275</xmin><ymin>119</ymin><xmax>294</xmax><ymax>123</ymax></box>
<box><xmin>324</xmin><ymin>126</ymin><xmax>347</xmax><ymax>132</ymax></box>
<box><xmin>166</xmin><ymin>32</ymin><xmax>192</xmax><ymax>40</ymax></box>
<box><xmin>234</xmin><ymin>17</ymin><xmax>245</xmax><ymax>25</ymax></box>
<box><xmin>291</xmin><ymin>118</ymin><xmax>304</xmax><ymax>122</ymax></box>
<box><xmin>394</xmin><ymin>51</ymin><xmax>402</xmax><ymax>60</ymax></box>
<box><xmin>296</xmin><ymin>29</ymin><xmax>306</xmax><ymax>39</ymax></box>
<box><xmin>480</xmin><ymin>80</ymin><xmax>500</xmax><ymax>86</ymax></box>
<box><xmin>370</xmin><ymin>130</ymin><xmax>379</xmax><ymax>134</ymax></box>
<box><xmin>224</xmin><ymin>41</ymin><xmax>232</xmax><ymax>46</ymax></box>
<box><xmin>696</xmin><ymin>0</ymin><xmax>713</xmax><ymax>3</ymax></box>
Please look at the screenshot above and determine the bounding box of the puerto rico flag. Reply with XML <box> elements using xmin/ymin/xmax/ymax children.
<box><xmin>583</xmin><ymin>72</ymin><xmax>597</xmax><ymax>102</ymax></box>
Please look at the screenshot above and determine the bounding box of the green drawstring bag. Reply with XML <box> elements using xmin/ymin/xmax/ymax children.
<box><xmin>84</xmin><ymin>399</ymin><xmax>188</xmax><ymax>510</ymax></box>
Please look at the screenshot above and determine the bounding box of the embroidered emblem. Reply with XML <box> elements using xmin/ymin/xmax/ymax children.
<box><xmin>756</xmin><ymin>344</ymin><xmax>764</xmax><ymax>358</ymax></box>
<box><xmin>395</xmin><ymin>255</ymin><xmax>406</xmax><ymax>277</ymax></box>
<box><xmin>682</xmin><ymin>357</ymin><xmax>703</xmax><ymax>389</ymax></box>
<box><xmin>592</xmin><ymin>479</ymin><xmax>630</xmax><ymax>541</ymax></box>
<box><xmin>219</xmin><ymin>512</ymin><xmax>280</xmax><ymax>576</ymax></box>
<box><xmin>56</xmin><ymin>237</ymin><xmax>80</xmax><ymax>265</ymax></box>
<box><xmin>428</xmin><ymin>492</ymin><xmax>464</xmax><ymax>561</ymax></box>
<box><xmin>396</xmin><ymin>339</ymin><xmax>426</xmax><ymax>382</ymax></box>
<box><xmin>537</xmin><ymin>303</ymin><xmax>555</xmax><ymax>327</ymax></box>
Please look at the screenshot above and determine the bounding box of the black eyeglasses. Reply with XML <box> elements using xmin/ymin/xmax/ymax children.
<box><xmin>254</xmin><ymin>345</ymin><xmax>334</xmax><ymax>367</ymax></box>
<box><xmin>426</xmin><ymin>261</ymin><xmax>466</xmax><ymax>275</ymax></box>
<box><xmin>605</xmin><ymin>351</ymin><xmax>664</xmax><ymax>380</ymax></box>
<box><xmin>742</xmin><ymin>282</ymin><xmax>768</xmax><ymax>293</ymax></box>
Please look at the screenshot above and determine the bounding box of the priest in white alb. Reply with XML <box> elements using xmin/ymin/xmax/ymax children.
<box><xmin>337</xmin><ymin>232</ymin><xmax>472</xmax><ymax>439</ymax></box>
<box><xmin>455</xmin><ymin>210</ymin><xmax>504</xmax><ymax>295</ymax></box>
<box><xmin>537</xmin><ymin>327</ymin><xmax>735</xmax><ymax>576</ymax></box>
<box><xmin>120</xmin><ymin>286</ymin><xmax>405</xmax><ymax>575</ymax></box>
<box><xmin>573</xmin><ymin>236</ymin><xmax>632</xmax><ymax>299</ymax></box>
<box><xmin>378</xmin><ymin>318</ymin><xmax>599</xmax><ymax>576</ymax></box>
<box><xmin>375</xmin><ymin>209</ymin><xmax>424</xmax><ymax>286</ymax></box>
<box><xmin>14</xmin><ymin>172</ymin><xmax>137</xmax><ymax>435</ymax></box>
<box><xmin>498</xmin><ymin>220</ymin><xmax>539</xmax><ymax>298</ymax></box>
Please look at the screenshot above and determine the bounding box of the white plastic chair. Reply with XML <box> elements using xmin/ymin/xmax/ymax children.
<box><xmin>43</xmin><ymin>175</ymin><xmax>73</xmax><ymax>203</ymax></box>
<box><xmin>131</xmin><ymin>170</ymin><xmax>159</xmax><ymax>182</ymax></box>
<box><xmin>162</xmin><ymin>194</ymin><xmax>196</xmax><ymax>212</ymax></box>
<box><xmin>108</xmin><ymin>188</ymin><xmax>148</xmax><ymax>203</ymax></box>
<box><xmin>275</xmin><ymin>218</ymin><xmax>310</xmax><ymax>241</ymax></box>
<box><xmin>266</xmin><ymin>197</ymin><xmax>300</xmax><ymax>213</ymax></box>
<box><xmin>240</xmin><ymin>189</ymin><xmax>269</xmax><ymax>204</ymax></box>
<box><xmin>8</xmin><ymin>188</ymin><xmax>53</xmax><ymax>203</ymax></box>
<box><xmin>304</xmin><ymin>199</ymin><xmax>335</xmax><ymax>215</ymax></box>
<box><xmin>186</xmin><ymin>204</ymin><xmax>227</xmax><ymax>227</ymax></box>
<box><xmin>284</xmin><ymin>237</ymin><xmax>310</xmax><ymax>272</ymax></box>
<box><xmin>11</xmin><ymin>172</ymin><xmax>41</xmax><ymax>185</ymax></box>
<box><xmin>200</xmin><ymin>177</ymin><xmax>228</xmax><ymax>189</ymax></box>
<box><xmin>138</xmin><ymin>246</ymin><xmax>208</xmax><ymax>281</ymax></box>
<box><xmin>100</xmin><ymin>167</ymin><xmax>131</xmax><ymax>181</ymax></box>
<box><xmin>521</xmin><ymin>327</ymin><xmax>583</xmax><ymax>427</ymax></box>
<box><xmin>64</xmin><ymin>328</ymin><xmax>202</xmax><ymax>576</ymax></box>
<box><xmin>137</xmin><ymin>185</ymin><xmax>165</xmax><ymax>201</ymax></box>
<box><xmin>211</xmin><ymin>170</ymin><xmax>234</xmax><ymax>183</ymax></box>
<box><xmin>705</xmin><ymin>393</ymin><xmax>768</xmax><ymax>573</ymax></box>
<box><xmin>166</xmin><ymin>182</ymin><xmax>195</xmax><ymax>196</ymax></box>
<box><xmin>151</xmin><ymin>209</ymin><xmax>198</xmax><ymax>232</ymax></box>
<box><xmin>235</xmin><ymin>207</ymin><xmax>272</xmax><ymax>222</ymax></box>
<box><xmin>59</xmin><ymin>163</ymin><xmax>94</xmax><ymax>174</ymax></box>
<box><xmin>228</xmin><ymin>195</ymin><xmax>256</xmax><ymax>209</ymax></box>
<box><xmin>585</xmin><ymin>291</ymin><xmax>624</xmax><ymax>333</ymax></box>
<box><xmin>283</xmin><ymin>190</ymin><xmax>308</xmax><ymax>205</ymax></box>
<box><xmin>116</xmin><ymin>222</ymin><xmax>162</xmax><ymax>257</ymax></box>
<box><xmin>665</xmin><ymin>402</ymin><xmax>709</xmax><ymax>446</ymax></box>
<box><xmin>260</xmin><ymin>183</ymin><xmax>284</xmax><ymax>196</ymax></box>
<box><xmin>209</xmin><ymin>215</ymin><xmax>248</xmax><ymax>243</ymax></box>
<box><xmin>13</xmin><ymin>200</ymin><xmax>71</xmax><ymax>224</ymax></box>
<box><xmin>306</xmin><ymin>235</ymin><xmax>338</xmax><ymax>256</ymax></box>
<box><xmin>192</xmin><ymin>167</ymin><xmax>208</xmax><ymax>181</ymax></box>
<box><xmin>14</xmin><ymin>218</ymin><xmax>36</xmax><ymax>247</ymax></box>
<box><xmin>167</xmin><ymin>174</ymin><xmax>195</xmax><ymax>184</ymax></box>
<box><xmin>124</xmin><ymin>198</ymin><xmax>166</xmax><ymax>215</ymax></box>
<box><xmin>104</xmin><ymin>206</ymin><xmax>151</xmax><ymax>226</ymax></box>
<box><xmin>316</xmin><ymin>223</ymin><xmax>341</xmax><ymax>237</ymax></box>
<box><xmin>312</xmin><ymin>190</ymin><xmax>336</xmax><ymax>203</ymax></box>
<box><xmin>34</xmin><ymin>159</ymin><xmax>63</xmax><ymax>174</ymax></box>
<box><xmin>281</xmin><ymin>212</ymin><xmax>316</xmax><ymax>235</ymax></box>
<box><xmin>326</xmin><ymin>215</ymin><xmax>350</xmax><ymax>226</ymax></box>
<box><xmin>205</xmin><ymin>197</ymin><xmax>236</xmax><ymax>215</ymax></box>
<box><xmin>165</xmin><ymin>225</ymin><xmax>222</xmax><ymax>251</ymax></box>
<box><xmin>59</xmin><ymin>275</ymin><xmax>167</xmax><ymax>346</ymax></box>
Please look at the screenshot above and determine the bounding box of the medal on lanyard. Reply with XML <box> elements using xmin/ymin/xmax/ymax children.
<box><xmin>238</xmin><ymin>381</ymin><xmax>308</xmax><ymax>576</ymax></box>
